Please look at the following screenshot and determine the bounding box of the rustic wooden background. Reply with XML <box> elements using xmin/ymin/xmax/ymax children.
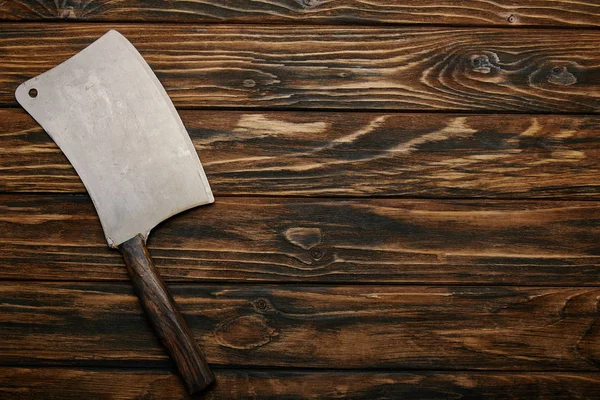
<box><xmin>1</xmin><ymin>1</ymin><xmax>600</xmax><ymax>399</ymax></box>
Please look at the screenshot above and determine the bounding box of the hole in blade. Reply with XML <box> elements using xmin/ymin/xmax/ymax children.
<box><xmin>28</xmin><ymin>88</ymin><xmax>38</xmax><ymax>98</ymax></box>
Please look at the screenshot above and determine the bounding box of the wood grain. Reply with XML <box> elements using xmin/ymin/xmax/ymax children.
<box><xmin>1</xmin><ymin>282</ymin><xmax>599</xmax><ymax>370</ymax></box>
<box><xmin>2</xmin><ymin>109</ymin><xmax>600</xmax><ymax>198</ymax></box>
<box><xmin>2</xmin><ymin>24</ymin><xmax>600</xmax><ymax>112</ymax></box>
<box><xmin>2</xmin><ymin>1</ymin><xmax>600</xmax><ymax>28</ymax></box>
<box><xmin>1</xmin><ymin>195</ymin><xmax>599</xmax><ymax>285</ymax></box>
<box><xmin>3</xmin><ymin>2</ymin><xmax>599</xmax><ymax>398</ymax></box>
<box><xmin>1</xmin><ymin>368</ymin><xmax>599</xmax><ymax>400</ymax></box>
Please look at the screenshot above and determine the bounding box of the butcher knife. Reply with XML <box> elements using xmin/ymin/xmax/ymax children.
<box><xmin>15</xmin><ymin>30</ymin><xmax>215</xmax><ymax>393</ymax></box>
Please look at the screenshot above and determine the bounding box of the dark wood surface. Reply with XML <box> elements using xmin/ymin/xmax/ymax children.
<box><xmin>2</xmin><ymin>195</ymin><xmax>600</xmax><ymax>285</ymax></box>
<box><xmin>3</xmin><ymin>109</ymin><xmax>600</xmax><ymax>198</ymax></box>
<box><xmin>2</xmin><ymin>283</ymin><xmax>599</xmax><ymax>370</ymax></box>
<box><xmin>2</xmin><ymin>0</ymin><xmax>600</xmax><ymax>28</ymax></box>
<box><xmin>2</xmin><ymin>368</ymin><xmax>598</xmax><ymax>400</ymax></box>
<box><xmin>2</xmin><ymin>24</ymin><xmax>600</xmax><ymax>112</ymax></box>
<box><xmin>1</xmin><ymin>2</ymin><xmax>599</xmax><ymax>399</ymax></box>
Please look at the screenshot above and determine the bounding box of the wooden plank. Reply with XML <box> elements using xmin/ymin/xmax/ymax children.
<box><xmin>1</xmin><ymin>368</ymin><xmax>598</xmax><ymax>400</ymax></box>
<box><xmin>2</xmin><ymin>1</ymin><xmax>600</xmax><ymax>28</ymax></box>
<box><xmin>2</xmin><ymin>109</ymin><xmax>600</xmax><ymax>198</ymax></box>
<box><xmin>1</xmin><ymin>195</ymin><xmax>599</xmax><ymax>285</ymax></box>
<box><xmin>1</xmin><ymin>282</ymin><xmax>599</xmax><ymax>370</ymax></box>
<box><xmin>2</xmin><ymin>24</ymin><xmax>600</xmax><ymax>112</ymax></box>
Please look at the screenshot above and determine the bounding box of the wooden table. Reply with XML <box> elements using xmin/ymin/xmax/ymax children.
<box><xmin>1</xmin><ymin>1</ymin><xmax>600</xmax><ymax>399</ymax></box>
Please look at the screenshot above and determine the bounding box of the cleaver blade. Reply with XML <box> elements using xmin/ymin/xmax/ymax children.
<box><xmin>15</xmin><ymin>30</ymin><xmax>215</xmax><ymax>394</ymax></box>
<box><xmin>15</xmin><ymin>29</ymin><xmax>213</xmax><ymax>247</ymax></box>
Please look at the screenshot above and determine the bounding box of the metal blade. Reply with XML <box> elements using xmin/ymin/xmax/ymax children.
<box><xmin>15</xmin><ymin>30</ymin><xmax>213</xmax><ymax>247</ymax></box>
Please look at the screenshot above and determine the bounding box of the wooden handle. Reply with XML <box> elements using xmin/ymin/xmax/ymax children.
<box><xmin>118</xmin><ymin>234</ymin><xmax>214</xmax><ymax>394</ymax></box>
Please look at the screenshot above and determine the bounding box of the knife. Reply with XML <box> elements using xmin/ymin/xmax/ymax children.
<box><xmin>15</xmin><ymin>30</ymin><xmax>215</xmax><ymax>394</ymax></box>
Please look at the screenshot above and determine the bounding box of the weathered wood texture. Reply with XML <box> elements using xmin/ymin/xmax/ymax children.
<box><xmin>2</xmin><ymin>1</ymin><xmax>600</xmax><ymax>28</ymax></box>
<box><xmin>2</xmin><ymin>3</ymin><xmax>600</xmax><ymax>398</ymax></box>
<box><xmin>2</xmin><ymin>24</ymin><xmax>600</xmax><ymax>112</ymax></box>
<box><xmin>1</xmin><ymin>283</ymin><xmax>599</xmax><ymax>370</ymax></box>
<box><xmin>1</xmin><ymin>368</ymin><xmax>599</xmax><ymax>400</ymax></box>
<box><xmin>3</xmin><ymin>109</ymin><xmax>600</xmax><ymax>198</ymax></box>
<box><xmin>1</xmin><ymin>195</ymin><xmax>599</xmax><ymax>285</ymax></box>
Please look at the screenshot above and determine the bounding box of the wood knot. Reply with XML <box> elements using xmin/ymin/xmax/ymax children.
<box><xmin>548</xmin><ymin>66</ymin><xmax>577</xmax><ymax>86</ymax></box>
<box><xmin>309</xmin><ymin>247</ymin><xmax>325</xmax><ymax>260</ymax></box>
<box><xmin>253</xmin><ymin>298</ymin><xmax>274</xmax><ymax>313</ymax></box>
<box><xmin>243</xmin><ymin>79</ymin><xmax>256</xmax><ymax>88</ymax></box>
<box><xmin>507</xmin><ymin>14</ymin><xmax>517</xmax><ymax>24</ymax></box>
<box><xmin>214</xmin><ymin>315</ymin><xmax>277</xmax><ymax>350</ymax></box>
<box><xmin>470</xmin><ymin>53</ymin><xmax>499</xmax><ymax>74</ymax></box>
<box><xmin>284</xmin><ymin>227</ymin><xmax>322</xmax><ymax>250</ymax></box>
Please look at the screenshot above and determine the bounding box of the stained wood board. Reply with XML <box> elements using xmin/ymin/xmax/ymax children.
<box><xmin>2</xmin><ymin>195</ymin><xmax>599</xmax><ymax>285</ymax></box>
<box><xmin>1</xmin><ymin>282</ymin><xmax>599</xmax><ymax>371</ymax></box>
<box><xmin>1</xmin><ymin>368</ymin><xmax>598</xmax><ymax>400</ymax></box>
<box><xmin>2</xmin><ymin>1</ymin><xmax>600</xmax><ymax>28</ymax></box>
<box><xmin>1</xmin><ymin>24</ymin><xmax>600</xmax><ymax>112</ymax></box>
<box><xmin>2</xmin><ymin>109</ymin><xmax>600</xmax><ymax>198</ymax></box>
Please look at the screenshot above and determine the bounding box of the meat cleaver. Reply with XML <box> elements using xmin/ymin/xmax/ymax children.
<box><xmin>15</xmin><ymin>30</ymin><xmax>215</xmax><ymax>393</ymax></box>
